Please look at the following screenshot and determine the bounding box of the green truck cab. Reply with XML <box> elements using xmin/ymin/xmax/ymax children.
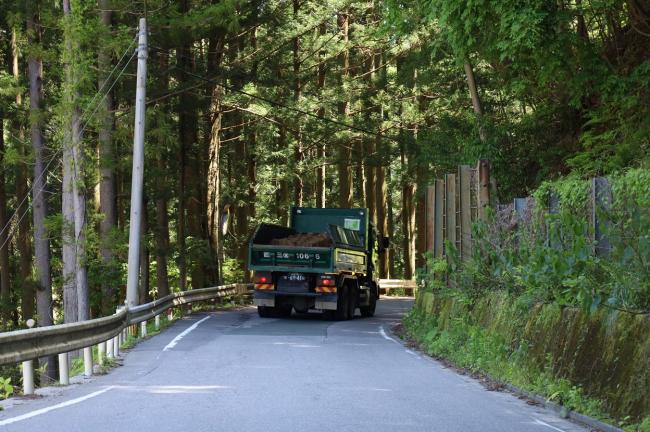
<box><xmin>248</xmin><ymin>207</ymin><xmax>386</xmax><ymax>320</ymax></box>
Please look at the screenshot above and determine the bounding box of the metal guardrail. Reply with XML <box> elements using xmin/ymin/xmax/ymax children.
<box><xmin>127</xmin><ymin>284</ymin><xmax>243</xmax><ymax>325</ymax></box>
<box><xmin>0</xmin><ymin>283</ymin><xmax>252</xmax><ymax>394</ymax></box>
<box><xmin>0</xmin><ymin>309</ymin><xmax>129</xmax><ymax>365</ymax></box>
<box><xmin>378</xmin><ymin>279</ymin><xmax>417</xmax><ymax>296</ymax></box>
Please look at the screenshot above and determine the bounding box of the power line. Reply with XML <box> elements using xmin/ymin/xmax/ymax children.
<box><xmin>152</xmin><ymin>47</ymin><xmax>399</xmax><ymax>144</ymax></box>
<box><xmin>0</xmin><ymin>35</ymin><xmax>139</xmax><ymax>253</ymax></box>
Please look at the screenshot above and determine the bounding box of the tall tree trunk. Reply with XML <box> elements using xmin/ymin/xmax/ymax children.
<box><xmin>387</xmin><ymin>167</ymin><xmax>396</xmax><ymax>277</ymax></box>
<box><xmin>276</xmin><ymin>126</ymin><xmax>289</xmax><ymax>224</ymax></box>
<box><xmin>0</xmin><ymin>118</ymin><xmax>10</xmax><ymax>322</ymax></box>
<box><xmin>155</xmin><ymin>156</ymin><xmax>170</xmax><ymax>298</ymax></box>
<box><xmin>10</xmin><ymin>28</ymin><xmax>35</xmax><ymax>322</ymax></box>
<box><xmin>204</xmin><ymin>31</ymin><xmax>225</xmax><ymax>285</ymax></box>
<box><xmin>464</xmin><ymin>61</ymin><xmax>486</xmax><ymax>143</ymax></box>
<box><xmin>365</xmin><ymin>146</ymin><xmax>376</xmax><ymax>220</ymax></box>
<box><xmin>155</xmin><ymin>188</ymin><xmax>170</xmax><ymax>298</ymax></box>
<box><xmin>415</xmin><ymin>166</ymin><xmax>427</xmax><ymax>270</ymax></box>
<box><xmin>315</xmin><ymin>26</ymin><xmax>327</xmax><ymax>208</ymax></box>
<box><xmin>240</xmin><ymin>127</ymin><xmax>257</xmax><ymax>283</ymax></box>
<box><xmin>17</xmin><ymin>159</ymin><xmax>34</xmax><ymax>321</ymax></box>
<box><xmin>98</xmin><ymin>0</ymin><xmax>116</xmax><ymax>315</ymax></box>
<box><xmin>235</xmin><ymin>118</ymin><xmax>256</xmax><ymax>283</ymax></box>
<box><xmin>176</xmin><ymin>1</ymin><xmax>191</xmax><ymax>291</ymax></box>
<box><xmin>154</xmin><ymin>47</ymin><xmax>171</xmax><ymax>297</ymax></box>
<box><xmin>63</xmin><ymin>0</ymin><xmax>89</xmax><ymax>322</ymax></box>
<box><xmin>245</xmin><ymin>30</ymin><xmax>258</xmax><ymax>280</ymax></box>
<box><xmin>27</xmin><ymin>6</ymin><xmax>55</xmax><ymax>378</ymax></box>
<box><xmin>139</xmin><ymin>196</ymin><xmax>150</xmax><ymax>304</ymax></box>
<box><xmin>207</xmin><ymin>85</ymin><xmax>223</xmax><ymax>285</ymax></box>
<box><xmin>62</xmin><ymin>137</ymin><xmax>77</xmax><ymax>323</ymax></box>
<box><xmin>248</xmin><ymin>28</ymin><xmax>258</xmax><ymax>225</ymax></box>
<box><xmin>364</xmin><ymin>53</ymin><xmax>378</xmax><ymax>225</ymax></box>
<box><xmin>337</xmin><ymin>12</ymin><xmax>352</xmax><ymax>208</ymax></box>
<box><xmin>292</xmin><ymin>0</ymin><xmax>304</xmax><ymax>206</ymax></box>
<box><xmin>376</xmin><ymin>106</ymin><xmax>390</xmax><ymax>278</ymax></box>
<box><xmin>575</xmin><ymin>0</ymin><xmax>590</xmax><ymax>41</ymax></box>
<box><xmin>400</xmin><ymin>146</ymin><xmax>416</xmax><ymax>280</ymax></box>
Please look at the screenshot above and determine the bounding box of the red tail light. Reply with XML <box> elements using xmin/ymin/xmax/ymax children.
<box><xmin>317</xmin><ymin>275</ymin><xmax>335</xmax><ymax>287</ymax></box>
<box><xmin>254</xmin><ymin>272</ymin><xmax>272</xmax><ymax>284</ymax></box>
<box><xmin>316</xmin><ymin>275</ymin><xmax>337</xmax><ymax>293</ymax></box>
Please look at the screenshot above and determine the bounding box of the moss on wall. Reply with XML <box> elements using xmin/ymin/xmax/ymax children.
<box><xmin>412</xmin><ymin>292</ymin><xmax>650</xmax><ymax>424</ymax></box>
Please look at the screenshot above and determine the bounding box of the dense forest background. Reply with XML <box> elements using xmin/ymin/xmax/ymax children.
<box><xmin>0</xmin><ymin>0</ymin><xmax>648</xmax><ymax>331</ymax></box>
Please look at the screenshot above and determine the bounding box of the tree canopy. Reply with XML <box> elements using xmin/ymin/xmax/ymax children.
<box><xmin>0</xmin><ymin>0</ymin><xmax>648</xmax><ymax>332</ymax></box>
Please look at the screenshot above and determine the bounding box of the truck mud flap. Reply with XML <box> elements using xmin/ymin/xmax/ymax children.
<box><xmin>254</xmin><ymin>291</ymin><xmax>275</xmax><ymax>307</ymax></box>
<box><xmin>315</xmin><ymin>294</ymin><xmax>337</xmax><ymax>310</ymax></box>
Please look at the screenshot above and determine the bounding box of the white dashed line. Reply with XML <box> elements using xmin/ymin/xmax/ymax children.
<box><xmin>163</xmin><ymin>316</ymin><xmax>211</xmax><ymax>351</ymax></box>
<box><xmin>0</xmin><ymin>387</ymin><xmax>114</xmax><ymax>426</ymax></box>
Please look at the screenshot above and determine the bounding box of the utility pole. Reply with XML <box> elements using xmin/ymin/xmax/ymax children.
<box><xmin>126</xmin><ymin>18</ymin><xmax>147</xmax><ymax>307</ymax></box>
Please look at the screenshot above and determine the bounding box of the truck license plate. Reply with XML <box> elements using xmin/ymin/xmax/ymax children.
<box><xmin>286</xmin><ymin>273</ymin><xmax>306</xmax><ymax>282</ymax></box>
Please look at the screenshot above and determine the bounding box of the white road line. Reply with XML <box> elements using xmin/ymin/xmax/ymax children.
<box><xmin>163</xmin><ymin>315</ymin><xmax>211</xmax><ymax>351</ymax></box>
<box><xmin>533</xmin><ymin>419</ymin><xmax>568</xmax><ymax>432</ymax></box>
<box><xmin>378</xmin><ymin>325</ymin><xmax>400</xmax><ymax>344</ymax></box>
<box><xmin>0</xmin><ymin>386</ymin><xmax>114</xmax><ymax>426</ymax></box>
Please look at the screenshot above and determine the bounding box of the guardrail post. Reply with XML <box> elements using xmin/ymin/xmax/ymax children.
<box><xmin>167</xmin><ymin>308</ymin><xmax>173</xmax><ymax>321</ymax></box>
<box><xmin>98</xmin><ymin>341</ymin><xmax>106</xmax><ymax>366</ymax></box>
<box><xmin>155</xmin><ymin>314</ymin><xmax>160</xmax><ymax>330</ymax></box>
<box><xmin>22</xmin><ymin>360</ymin><xmax>34</xmax><ymax>395</ymax></box>
<box><xmin>114</xmin><ymin>334</ymin><xmax>120</xmax><ymax>357</ymax></box>
<box><xmin>58</xmin><ymin>353</ymin><xmax>69</xmax><ymax>385</ymax></box>
<box><xmin>140</xmin><ymin>321</ymin><xmax>147</xmax><ymax>337</ymax></box>
<box><xmin>83</xmin><ymin>347</ymin><xmax>93</xmax><ymax>377</ymax></box>
<box><xmin>106</xmin><ymin>338</ymin><xmax>114</xmax><ymax>358</ymax></box>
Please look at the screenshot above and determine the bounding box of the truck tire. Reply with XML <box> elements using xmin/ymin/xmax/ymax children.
<box><xmin>279</xmin><ymin>305</ymin><xmax>292</xmax><ymax>317</ymax></box>
<box><xmin>347</xmin><ymin>285</ymin><xmax>357</xmax><ymax>319</ymax></box>
<box><xmin>258</xmin><ymin>306</ymin><xmax>275</xmax><ymax>318</ymax></box>
<box><xmin>334</xmin><ymin>285</ymin><xmax>349</xmax><ymax>321</ymax></box>
<box><xmin>360</xmin><ymin>283</ymin><xmax>377</xmax><ymax>317</ymax></box>
<box><xmin>258</xmin><ymin>305</ymin><xmax>292</xmax><ymax>318</ymax></box>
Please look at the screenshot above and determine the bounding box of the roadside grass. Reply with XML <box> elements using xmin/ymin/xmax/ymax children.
<box><xmin>401</xmin><ymin>309</ymin><xmax>650</xmax><ymax>432</ymax></box>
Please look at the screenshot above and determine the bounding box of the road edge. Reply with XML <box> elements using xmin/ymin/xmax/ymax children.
<box><xmin>385</xmin><ymin>323</ymin><xmax>624</xmax><ymax>432</ymax></box>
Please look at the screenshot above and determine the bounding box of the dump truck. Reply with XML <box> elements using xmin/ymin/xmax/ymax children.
<box><xmin>248</xmin><ymin>207</ymin><xmax>387</xmax><ymax>320</ymax></box>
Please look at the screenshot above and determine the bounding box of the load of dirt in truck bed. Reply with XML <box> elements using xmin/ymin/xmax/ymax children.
<box><xmin>270</xmin><ymin>232</ymin><xmax>332</xmax><ymax>247</ymax></box>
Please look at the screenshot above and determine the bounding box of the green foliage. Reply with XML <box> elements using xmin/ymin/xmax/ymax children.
<box><xmin>0</xmin><ymin>376</ymin><xmax>14</xmax><ymax>400</ymax></box>
<box><xmin>639</xmin><ymin>416</ymin><xmax>650</xmax><ymax>432</ymax></box>
<box><xmin>431</xmin><ymin>170</ymin><xmax>650</xmax><ymax>313</ymax></box>
<box><xmin>222</xmin><ymin>258</ymin><xmax>245</xmax><ymax>285</ymax></box>
<box><xmin>404</xmin><ymin>298</ymin><xmax>646</xmax><ymax>428</ymax></box>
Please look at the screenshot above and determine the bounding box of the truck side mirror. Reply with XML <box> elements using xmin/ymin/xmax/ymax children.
<box><xmin>381</xmin><ymin>236</ymin><xmax>390</xmax><ymax>249</ymax></box>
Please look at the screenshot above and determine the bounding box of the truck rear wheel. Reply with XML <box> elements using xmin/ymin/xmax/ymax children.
<box><xmin>258</xmin><ymin>306</ymin><xmax>275</xmax><ymax>318</ymax></box>
<box><xmin>360</xmin><ymin>283</ymin><xmax>377</xmax><ymax>317</ymax></box>
<box><xmin>347</xmin><ymin>285</ymin><xmax>357</xmax><ymax>319</ymax></box>
<box><xmin>258</xmin><ymin>305</ymin><xmax>292</xmax><ymax>318</ymax></box>
<box><xmin>278</xmin><ymin>305</ymin><xmax>292</xmax><ymax>317</ymax></box>
<box><xmin>334</xmin><ymin>285</ymin><xmax>349</xmax><ymax>320</ymax></box>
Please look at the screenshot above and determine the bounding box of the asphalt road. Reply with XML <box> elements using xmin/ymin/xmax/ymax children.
<box><xmin>0</xmin><ymin>298</ymin><xmax>588</xmax><ymax>432</ymax></box>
